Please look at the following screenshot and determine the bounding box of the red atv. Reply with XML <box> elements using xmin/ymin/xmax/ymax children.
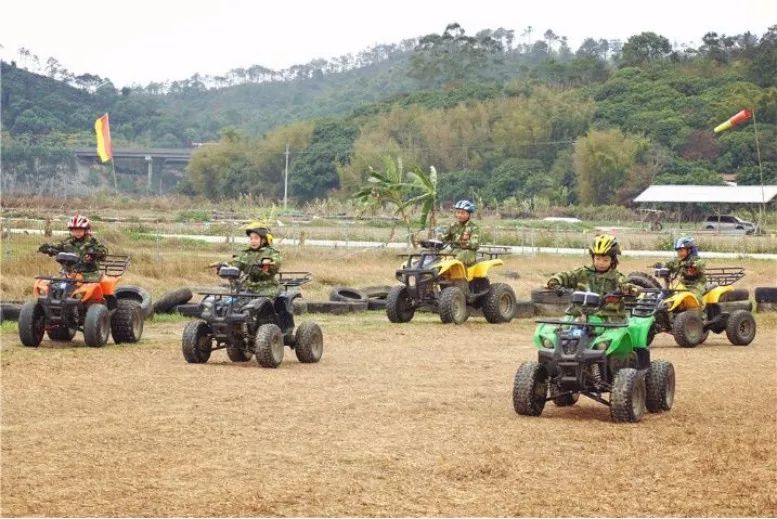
<box><xmin>18</xmin><ymin>252</ymin><xmax>144</xmax><ymax>347</ymax></box>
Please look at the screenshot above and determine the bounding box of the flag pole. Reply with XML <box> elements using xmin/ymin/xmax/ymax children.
<box><xmin>751</xmin><ymin>109</ymin><xmax>765</xmax><ymax>231</ymax></box>
<box><xmin>111</xmin><ymin>158</ymin><xmax>118</xmax><ymax>192</ymax></box>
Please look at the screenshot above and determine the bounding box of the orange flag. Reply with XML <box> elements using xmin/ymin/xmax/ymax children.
<box><xmin>94</xmin><ymin>113</ymin><xmax>113</xmax><ymax>162</ymax></box>
<box><xmin>714</xmin><ymin>109</ymin><xmax>752</xmax><ymax>133</ymax></box>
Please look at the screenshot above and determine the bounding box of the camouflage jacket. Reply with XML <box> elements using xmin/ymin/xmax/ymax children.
<box><xmin>440</xmin><ymin>220</ymin><xmax>480</xmax><ymax>266</ymax></box>
<box><xmin>45</xmin><ymin>235</ymin><xmax>107</xmax><ymax>275</ymax></box>
<box><xmin>665</xmin><ymin>256</ymin><xmax>706</xmax><ymax>289</ymax></box>
<box><xmin>232</xmin><ymin>245</ymin><xmax>282</xmax><ymax>295</ymax></box>
<box><xmin>549</xmin><ymin>266</ymin><xmax>635</xmax><ymax>318</ymax></box>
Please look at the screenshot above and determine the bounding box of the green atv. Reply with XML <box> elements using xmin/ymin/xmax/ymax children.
<box><xmin>512</xmin><ymin>289</ymin><xmax>675</xmax><ymax>423</ymax></box>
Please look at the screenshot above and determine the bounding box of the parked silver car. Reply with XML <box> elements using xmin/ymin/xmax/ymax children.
<box><xmin>701</xmin><ymin>215</ymin><xmax>756</xmax><ymax>234</ymax></box>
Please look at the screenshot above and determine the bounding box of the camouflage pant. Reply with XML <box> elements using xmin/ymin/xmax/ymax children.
<box><xmin>244</xmin><ymin>282</ymin><xmax>280</xmax><ymax>297</ymax></box>
<box><xmin>452</xmin><ymin>248</ymin><xmax>477</xmax><ymax>267</ymax></box>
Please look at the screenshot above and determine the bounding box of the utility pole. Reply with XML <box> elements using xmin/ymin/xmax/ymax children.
<box><xmin>283</xmin><ymin>143</ymin><xmax>290</xmax><ymax>210</ymax></box>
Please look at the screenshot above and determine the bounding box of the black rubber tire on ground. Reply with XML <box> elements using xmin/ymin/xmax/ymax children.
<box><xmin>512</xmin><ymin>361</ymin><xmax>548</xmax><ymax>416</ymax></box>
<box><xmin>551</xmin><ymin>387</ymin><xmax>579</xmax><ymax>407</ymax></box>
<box><xmin>672</xmin><ymin>311</ymin><xmax>704</xmax><ymax>348</ymax></box>
<box><xmin>111</xmin><ymin>299</ymin><xmax>144</xmax><ymax>344</ymax></box>
<box><xmin>719</xmin><ymin>288</ymin><xmax>749</xmax><ymax>302</ymax></box>
<box><xmin>439</xmin><ymin>286</ymin><xmax>468</xmax><ymax>324</ymax></box>
<box><xmin>533</xmin><ymin>302</ymin><xmax>568</xmax><ymax>316</ymax></box>
<box><xmin>367</xmin><ymin>299</ymin><xmax>387</xmax><ymax>311</ymax></box>
<box><xmin>0</xmin><ymin>303</ymin><xmax>22</xmax><ymax>323</ymax></box>
<box><xmin>294</xmin><ymin>321</ymin><xmax>324</xmax><ymax>363</ymax></box>
<box><xmin>626</xmin><ymin>272</ymin><xmax>662</xmax><ymax>290</ymax></box>
<box><xmin>329</xmin><ymin>286</ymin><xmax>367</xmax><ymax>302</ymax></box>
<box><xmin>482</xmin><ymin>282</ymin><xmax>517</xmax><ymax>323</ymax></box>
<box><xmin>386</xmin><ymin>285</ymin><xmax>415</xmax><ymax>323</ymax></box>
<box><xmin>725</xmin><ymin>309</ymin><xmax>756</xmax><ymax>346</ymax></box>
<box><xmin>83</xmin><ymin>304</ymin><xmax>111</xmax><ymax>347</ymax></box>
<box><xmin>754</xmin><ymin>287</ymin><xmax>777</xmax><ymax>303</ymax></box>
<box><xmin>181</xmin><ymin>320</ymin><xmax>212</xmax><ymax>363</ymax></box>
<box><xmin>115</xmin><ymin>285</ymin><xmax>154</xmax><ymax>318</ymax></box>
<box><xmin>292</xmin><ymin>299</ymin><xmax>308</xmax><ymax>315</ymax></box>
<box><xmin>530</xmin><ymin>288</ymin><xmax>571</xmax><ymax>305</ymax></box>
<box><xmin>255</xmin><ymin>323</ymin><xmax>284</xmax><ymax>368</ymax></box>
<box><xmin>646</xmin><ymin>360</ymin><xmax>675</xmax><ymax>413</ymax></box>
<box><xmin>227</xmin><ymin>344</ymin><xmax>253</xmax><ymax>362</ymax></box>
<box><xmin>18</xmin><ymin>301</ymin><xmax>45</xmax><ymax>347</ymax></box>
<box><xmin>514</xmin><ymin>300</ymin><xmax>536</xmax><ymax>319</ymax></box>
<box><xmin>153</xmin><ymin>287</ymin><xmax>193</xmax><ymax>314</ymax></box>
<box><xmin>362</xmin><ymin>286</ymin><xmax>391</xmax><ymax>299</ymax></box>
<box><xmin>47</xmin><ymin>324</ymin><xmax>77</xmax><ymax>342</ymax></box>
<box><xmin>610</xmin><ymin>368</ymin><xmax>647</xmax><ymax>423</ymax></box>
<box><xmin>306</xmin><ymin>301</ymin><xmax>352</xmax><ymax>315</ymax></box>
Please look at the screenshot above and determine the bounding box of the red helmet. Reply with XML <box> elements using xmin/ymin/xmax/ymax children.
<box><xmin>67</xmin><ymin>214</ymin><xmax>91</xmax><ymax>230</ymax></box>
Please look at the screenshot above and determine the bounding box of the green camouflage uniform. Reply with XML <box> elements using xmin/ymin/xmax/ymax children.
<box><xmin>43</xmin><ymin>235</ymin><xmax>107</xmax><ymax>282</ymax></box>
<box><xmin>441</xmin><ymin>219</ymin><xmax>480</xmax><ymax>266</ymax></box>
<box><xmin>549</xmin><ymin>266</ymin><xmax>635</xmax><ymax>319</ymax></box>
<box><xmin>232</xmin><ymin>245</ymin><xmax>282</xmax><ymax>296</ymax></box>
<box><xmin>665</xmin><ymin>256</ymin><xmax>707</xmax><ymax>299</ymax></box>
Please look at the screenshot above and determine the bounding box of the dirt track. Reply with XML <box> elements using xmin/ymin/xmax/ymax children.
<box><xmin>1</xmin><ymin>313</ymin><xmax>776</xmax><ymax>517</ymax></box>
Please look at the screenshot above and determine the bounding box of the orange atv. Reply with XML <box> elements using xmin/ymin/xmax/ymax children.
<box><xmin>18</xmin><ymin>252</ymin><xmax>144</xmax><ymax>347</ymax></box>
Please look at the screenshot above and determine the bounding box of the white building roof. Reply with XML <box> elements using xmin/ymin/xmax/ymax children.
<box><xmin>634</xmin><ymin>185</ymin><xmax>777</xmax><ymax>204</ymax></box>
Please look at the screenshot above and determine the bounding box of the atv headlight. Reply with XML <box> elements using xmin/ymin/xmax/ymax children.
<box><xmin>595</xmin><ymin>341</ymin><xmax>610</xmax><ymax>351</ymax></box>
<box><xmin>542</xmin><ymin>338</ymin><xmax>554</xmax><ymax>349</ymax></box>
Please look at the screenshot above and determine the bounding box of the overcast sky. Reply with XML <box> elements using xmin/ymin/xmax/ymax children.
<box><xmin>1</xmin><ymin>0</ymin><xmax>774</xmax><ymax>87</ymax></box>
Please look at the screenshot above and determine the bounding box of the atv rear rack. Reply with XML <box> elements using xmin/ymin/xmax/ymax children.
<box><xmin>99</xmin><ymin>255</ymin><xmax>131</xmax><ymax>277</ymax></box>
<box><xmin>705</xmin><ymin>267</ymin><xmax>744</xmax><ymax>287</ymax></box>
<box><xmin>279</xmin><ymin>271</ymin><xmax>312</xmax><ymax>288</ymax></box>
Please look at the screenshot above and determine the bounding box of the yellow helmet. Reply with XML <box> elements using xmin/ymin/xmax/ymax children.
<box><xmin>245</xmin><ymin>221</ymin><xmax>273</xmax><ymax>244</ymax></box>
<box><xmin>589</xmin><ymin>234</ymin><xmax>621</xmax><ymax>257</ymax></box>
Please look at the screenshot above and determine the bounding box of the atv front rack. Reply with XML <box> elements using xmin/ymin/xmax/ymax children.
<box><xmin>705</xmin><ymin>267</ymin><xmax>744</xmax><ymax>287</ymax></box>
<box><xmin>99</xmin><ymin>255</ymin><xmax>131</xmax><ymax>277</ymax></box>
<box><xmin>279</xmin><ymin>271</ymin><xmax>312</xmax><ymax>288</ymax></box>
<box><xmin>535</xmin><ymin>319</ymin><xmax>628</xmax><ymax>329</ymax></box>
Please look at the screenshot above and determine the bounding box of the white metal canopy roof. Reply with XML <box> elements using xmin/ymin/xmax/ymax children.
<box><xmin>634</xmin><ymin>185</ymin><xmax>777</xmax><ymax>204</ymax></box>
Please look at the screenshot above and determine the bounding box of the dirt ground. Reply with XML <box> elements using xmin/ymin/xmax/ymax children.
<box><xmin>1</xmin><ymin>308</ymin><xmax>776</xmax><ymax>517</ymax></box>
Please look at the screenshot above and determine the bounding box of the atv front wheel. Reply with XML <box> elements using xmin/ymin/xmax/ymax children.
<box><xmin>18</xmin><ymin>301</ymin><xmax>45</xmax><ymax>347</ymax></box>
<box><xmin>182</xmin><ymin>320</ymin><xmax>212</xmax><ymax>363</ymax></box>
<box><xmin>672</xmin><ymin>311</ymin><xmax>704</xmax><ymax>348</ymax></box>
<box><xmin>84</xmin><ymin>304</ymin><xmax>110</xmax><ymax>347</ymax></box>
<box><xmin>255</xmin><ymin>323</ymin><xmax>284</xmax><ymax>368</ymax></box>
<box><xmin>512</xmin><ymin>361</ymin><xmax>548</xmax><ymax>416</ymax></box>
<box><xmin>439</xmin><ymin>286</ymin><xmax>467</xmax><ymax>324</ymax></box>
<box><xmin>47</xmin><ymin>325</ymin><xmax>77</xmax><ymax>342</ymax></box>
<box><xmin>482</xmin><ymin>283</ymin><xmax>516</xmax><ymax>323</ymax></box>
<box><xmin>646</xmin><ymin>360</ymin><xmax>675</xmax><ymax>412</ymax></box>
<box><xmin>111</xmin><ymin>299</ymin><xmax>144</xmax><ymax>343</ymax></box>
<box><xmin>294</xmin><ymin>321</ymin><xmax>324</xmax><ymax>363</ymax></box>
<box><xmin>610</xmin><ymin>368</ymin><xmax>646</xmax><ymax>423</ymax></box>
<box><xmin>725</xmin><ymin>310</ymin><xmax>756</xmax><ymax>346</ymax></box>
<box><xmin>386</xmin><ymin>286</ymin><xmax>415</xmax><ymax>323</ymax></box>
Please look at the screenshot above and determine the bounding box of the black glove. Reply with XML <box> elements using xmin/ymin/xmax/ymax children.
<box><xmin>652</xmin><ymin>262</ymin><xmax>663</xmax><ymax>269</ymax></box>
<box><xmin>38</xmin><ymin>244</ymin><xmax>55</xmax><ymax>256</ymax></box>
<box><xmin>546</xmin><ymin>278</ymin><xmax>560</xmax><ymax>289</ymax></box>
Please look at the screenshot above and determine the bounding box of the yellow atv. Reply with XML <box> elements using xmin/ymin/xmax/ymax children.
<box><xmin>629</xmin><ymin>266</ymin><xmax>756</xmax><ymax>347</ymax></box>
<box><xmin>386</xmin><ymin>240</ymin><xmax>516</xmax><ymax>324</ymax></box>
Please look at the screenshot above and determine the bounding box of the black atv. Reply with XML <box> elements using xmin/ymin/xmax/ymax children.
<box><xmin>386</xmin><ymin>239</ymin><xmax>516</xmax><ymax>324</ymax></box>
<box><xmin>178</xmin><ymin>264</ymin><xmax>323</xmax><ymax>368</ymax></box>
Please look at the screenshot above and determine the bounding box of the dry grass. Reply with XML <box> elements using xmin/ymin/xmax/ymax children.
<box><xmin>1</xmin><ymin>312</ymin><xmax>776</xmax><ymax>517</ymax></box>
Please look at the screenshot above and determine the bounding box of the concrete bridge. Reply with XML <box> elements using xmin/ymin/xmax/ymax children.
<box><xmin>74</xmin><ymin>147</ymin><xmax>195</xmax><ymax>190</ymax></box>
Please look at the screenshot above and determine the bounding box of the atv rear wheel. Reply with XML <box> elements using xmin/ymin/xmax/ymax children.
<box><xmin>386</xmin><ymin>285</ymin><xmax>415</xmax><ymax>323</ymax></box>
<box><xmin>182</xmin><ymin>320</ymin><xmax>212</xmax><ymax>363</ymax></box>
<box><xmin>672</xmin><ymin>311</ymin><xmax>704</xmax><ymax>348</ymax></box>
<box><xmin>646</xmin><ymin>360</ymin><xmax>675</xmax><ymax>412</ymax></box>
<box><xmin>47</xmin><ymin>324</ymin><xmax>77</xmax><ymax>342</ymax></box>
<box><xmin>512</xmin><ymin>361</ymin><xmax>548</xmax><ymax>416</ymax></box>
<box><xmin>226</xmin><ymin>344</ymin><xmax>253</xmax><ymax>362</ymax></box>
<box><xmin>111</xmin><ymin>299</ymin><xmax>144</xmax><ymax>344</ymax></box>
<box><xmin>255</xmin><ymin>323</ymin><xmax>284</xmax><ymax>368</ymax></box>
<box><xmin>84</xmin><ymin>304</ymin><xmax>110</xmax><ymax>347</ymax></box>
<box><xmin>482</xmin><ymin>282</ymin><xmax>516</xmax><ymax>323</ymax></box>
<box><xmin>294</xmin><ymin>321</ymin><xmax>324</xmax><ymax>363</ymax></box>
<box><xmin>439</xmin><ymin>286</ymin><xmax>467</xmax><ymax>324</ymax></box>
<box><xmin>18</xmin><ymin>301</ymin><xmax>45</xmax><ymax>347</ymax></box>
<box><xmin>610</xmin><ymin>368</ymin><xmax>646</xmax><ymax>423</ymax></box>
<box><xmin>725</xmin><ymin>310</ymin><xmax>756</xmax><ymax>346</ymax></box>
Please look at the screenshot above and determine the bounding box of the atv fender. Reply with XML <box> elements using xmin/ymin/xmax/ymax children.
<box><xmin>437</xmin><ymin>258</ymin><xmax>468</xmax><ymax>281</ymax></box>
<box><xmin>466</xmin><ymin>258</ymin><xmax>504</xmax><ymax>280</ymax></box>
<box><xmin>592</xmin><ymin>326</ymin><xmax>633</xmax><ymax>357</ymax></box>
<box><xmin>73</xmin><ymin>281</ymin><xmax>104</xmax><ymax>303</ymax></box>
<box><xmin>703</xmin><ymin>285</ymin><xmax>732</xmax><ymax>305</ymax></box>
<box><xmin>665</xmin><ymin>291</ymin><xmax>702</xmax><ymax>312</ymax></box>
<box><xmin>627</xmin><ymin>315</ymin><xmax>655</xmax><ymax>348</ymax></box>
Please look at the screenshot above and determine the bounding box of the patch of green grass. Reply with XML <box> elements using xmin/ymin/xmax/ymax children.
<box><xmin>175</xmin><ymin>210</ymin><xmax>211</xmax><ymax>223</ymax></box>
<box><xmin>1</xmin><ymin>321</ymin><xmax>18</xmax><ymax>334</ymax></box>
<box><xmin>149</xmin><ymin>313</ymin><xmax>189</xmax><ymax>324</ymax></box>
